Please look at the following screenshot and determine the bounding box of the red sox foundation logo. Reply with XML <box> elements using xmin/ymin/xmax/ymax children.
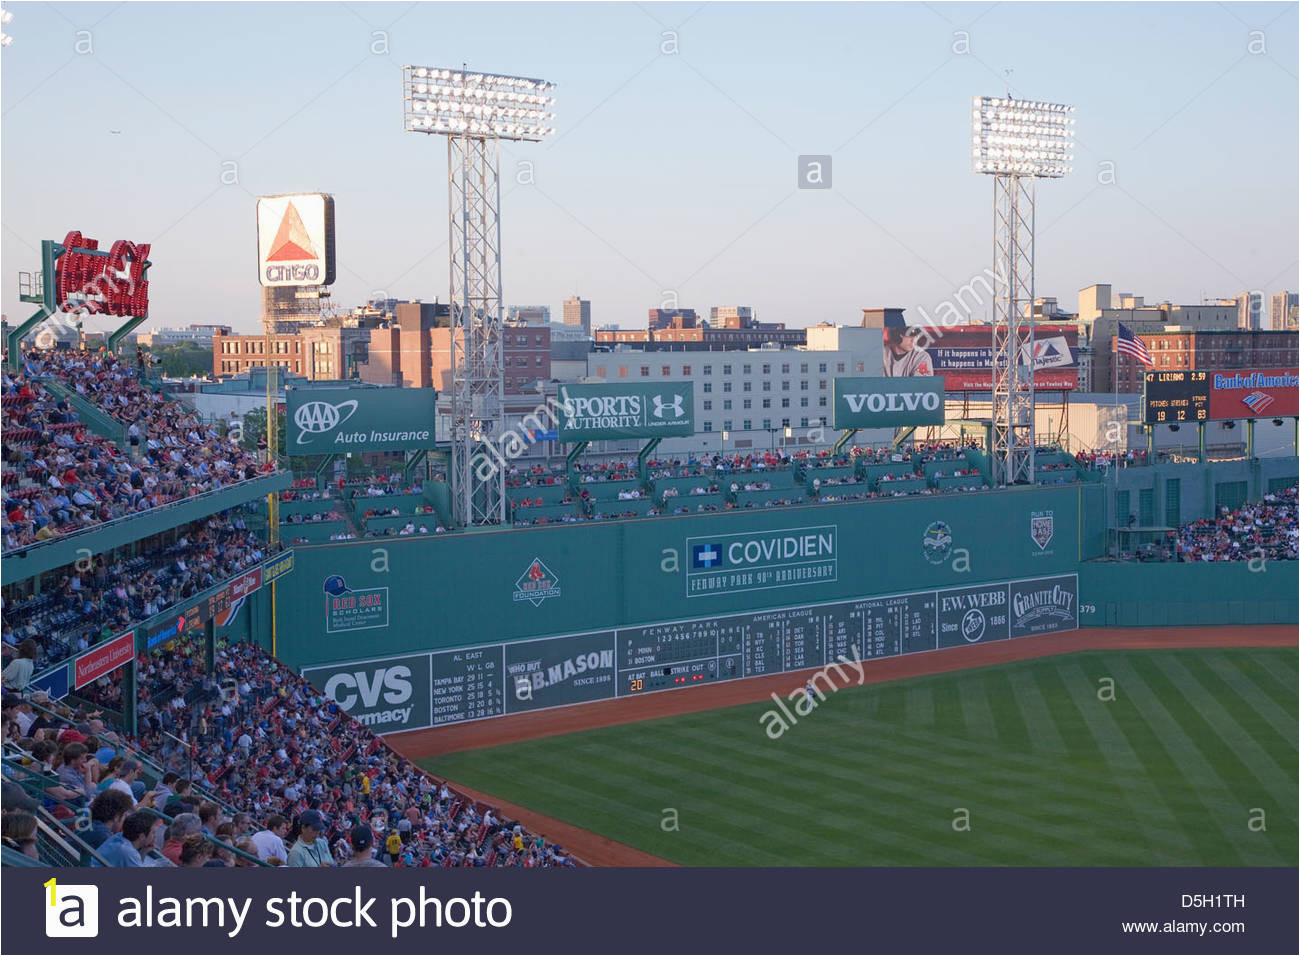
<box><xmin>514</xmin><ymin>557</ymin><xmax>561</xmax><ymax>607</ymax></box>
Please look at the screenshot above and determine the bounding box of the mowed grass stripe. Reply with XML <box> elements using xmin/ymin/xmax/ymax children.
<box><xmin>903</xmin><ymin>682</ymin><xmax>934</xmax><ymax>731</ymax></box>
<box><xmin>1105</xmin><ymin>654</ymin><xmax>1286</xmax><ymax>865</ymax></box>
<box><xmin>666</xmin><ymin>714</ymin><xmax>1137</xmax><ymax>865</ymax></box>
<box><xmin>1157</xmin><ymin>653</ymin><xmax>1297</xmax><ymax>800</ymax></box>
<box><xmin>1005</xmin><ymin>666</ymin><xmax>1068</xmax><ymax>754</ymax></box>
<box><xmin>1049</xmin><ymin>658</ymin><xmax>1199</xmax><ymax>860</ymax></box>
<box><xmin>649</xmin><ymin>723</ymin><xmax>992</xmax><ymax>865</ymax></box>
<box><xmin>424</xmin><ymin>649</ymin><xmax>1297</xmax><ymax>866</ymax></box>
<box><xmin>956</xmin><ymin>673</ymin><xmax>999</xmax><ymax>741</ymax></box>
<box><xmin>1203</xmin><ymin>651</ymin><xmax>1299</xmax><ymax>749</ymax></box>
<box><xmin>670</xmin><ymin>712</ymin><xmax>1149</xmax><ymax>868</ymax></box>
<box><xmin>727</xmin><ymin>713</ymin><xmax>1152</xmax><ymax>864</ymax></box>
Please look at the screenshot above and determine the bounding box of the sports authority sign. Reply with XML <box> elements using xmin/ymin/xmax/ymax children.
<box><xmin>1207</xmin><ymin>369</ymin><xmax>1299</xmax><ymax>421</ymax></box>
<box><xmin>256</xmin><ymin>193</ymin><xmax>336</xmax><ymax>287</ymax></box>
<box><xmin>73</xmin><ymin>632</ymin><xmax>135</xmax><ymax>689</ymax></box>
<box><xmin>687</xmin><ymin>525</ymin><xmax>838</xmax><ymax>597</ymax></box>
<box><xmin>285</xmin><ymin>386</ymin><xmax>436</xmax><ymax>454</ymax></box>
<box><xmin>557</xmin><ymin>382</ymin><xmax>694</xmax><ymax>442</ymax></box>
<box><xmin>833</xmin><ymin>377</ymin><xmax>945</xmax><ymax>429</ymax></box>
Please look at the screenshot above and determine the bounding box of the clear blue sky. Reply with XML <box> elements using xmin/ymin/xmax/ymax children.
<box><xmin>3</xmin><ymin>1</ymin><xmax>1297</xmax><ymax>335</ymax></box>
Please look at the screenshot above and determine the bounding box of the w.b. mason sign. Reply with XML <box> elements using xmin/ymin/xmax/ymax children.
<box><xmin>833</xmin><ymin>377</ymin><xmax>946</xmax><ymax>429</ymax></box>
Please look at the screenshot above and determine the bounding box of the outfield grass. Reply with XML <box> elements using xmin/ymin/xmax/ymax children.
<box><xmin>422</xmin><ymin>649</ymin><xmax>1298</xmax><ymax>866</ymax></box>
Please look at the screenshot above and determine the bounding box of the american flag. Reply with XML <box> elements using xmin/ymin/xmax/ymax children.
<box><xmin>1116</xmin><ymin>323</ymin><xmax>1154</xmax><ymax>367</ymax></box>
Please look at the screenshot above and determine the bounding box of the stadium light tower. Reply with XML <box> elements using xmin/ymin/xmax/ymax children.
<box><xmin>403</xmin><ymin>65</ymin><xmax>557</xmax><ymax>526</ymax></box>
<box><xmin>971</xmin><ymin>95</ymin><xmax>1075</xmax><ymax>485</ymax></box>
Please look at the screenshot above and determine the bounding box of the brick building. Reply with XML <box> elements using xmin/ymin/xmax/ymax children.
<box><xmin>1112</xmin><ymin>329</ymin><xmax>1299</xmax><ymax>392</ymax></box>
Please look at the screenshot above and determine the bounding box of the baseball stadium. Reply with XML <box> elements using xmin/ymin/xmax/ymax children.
<box><xmin>0</xmin><ymin>41</ymin><xmax>1296</xmax><ymax>884</ymax></box>
<box><xmin>1</xmin><ymin>304</ymin><xmax>1295</xmax><ymax>870</ymax></box>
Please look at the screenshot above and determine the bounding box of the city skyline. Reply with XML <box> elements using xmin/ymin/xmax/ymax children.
<box><xmin>2</xmin><ymin>1</ymin><xmax>1297</xmax><ymax>335</ymax></box>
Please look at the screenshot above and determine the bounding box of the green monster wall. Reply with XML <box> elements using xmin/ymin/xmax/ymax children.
<box><xmin>274</xmin><ymin>484</ymin><xmax>1100</xmax><ymax>671</ymax></box>
<box><xmin>1077</xmin><ymin>561</ymin><xmax>1299</xmax><ymax>627</ymax></box>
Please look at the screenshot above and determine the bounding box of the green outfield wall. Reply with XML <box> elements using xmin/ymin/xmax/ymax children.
<box><xmin>273</xmin><ymin>483</ymin><xmax>1097</xmax><ymax>672</ymax></box>
<box><xmin>1077</xmin><ymin>561</ymin><xmax>1299</xmax><ymax>627</ymax></box>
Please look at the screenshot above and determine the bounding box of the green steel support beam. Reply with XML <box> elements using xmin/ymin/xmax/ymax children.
<box><xmin>565</xmin><ymin>440</ymin><xmax>589</xmax><ymax>482</ymax></box>
<box><xmin>405</xmin><ymin>449</ymin><xmax>428</xmax><ymax>481</ymax></box>
<box><xmin>832</xmin><ymin>429</ymin><xmax>858</xmax><ymax>455</ymax></box>
<box><xmin>892</xmin><ymin>426</ymin><xmax>916</xmax><ymax>450</ymax></box>
<box><xmin>106</xmin><ymin>315</ymin><xmax>147</xmax><ymax>356</ymax></box>
<box><xmin>637</xmin><ymin>438</ymin><xmax>661</xmax><ymax>482</ymax></box>
<box><xmin>1146</xmin><ymin>425</ymin><xmax>1154</xmax><ymax>458</ymax></box>
<box><xmin>1245</xmin><ymin>419</ymin><xmax>1255</xmax><ymax>459</ymax></box>
<box><xmin>122</xmin><ymin>658</ymin><xmax>138</xmax><ymax>738</ymax></box>
<box><xmin>1197</xmin><ymin>422</ymin><xmax>1206</xmax><ymax>463</ymax></box>
<box><xmin>7</xmin><ymin>242</ymin><xmax>60</xmax><ymax>370</ymax></box>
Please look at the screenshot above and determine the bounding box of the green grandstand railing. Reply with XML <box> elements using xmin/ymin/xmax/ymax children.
<box><xmin>3</xmin><ymin>470</ymin><xmax>292</xmax><ymax>581</ymax></box>
<box><xmin>40</xmin><ymin>379</ymin><xmax>128</xmax><ymax>448</ymax></box>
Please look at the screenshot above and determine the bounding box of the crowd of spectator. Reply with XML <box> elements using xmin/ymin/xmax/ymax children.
<box><xmin>2</xmin><ymin>637</ymin><xmax>577</xmax><ymax>868</ymax></box>
<box><xmin>2</xmin><ymin>510</ymin><xmax>273</xmax><ymax>674</ymax></box>
<box><xmin>1128</xmin><ymin>486</ymin><xmax>1298</xmax><ymax>563</ymax></box>
<box><xmin>2</xmin><ymin>350</ymin><xmax>272</xmax><ymax>553</ymax></box>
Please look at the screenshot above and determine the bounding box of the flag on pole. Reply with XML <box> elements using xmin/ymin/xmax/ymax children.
<box><xmin>1116</xmin><ymin>323</ymin><xmax>1154</xmax><ymax>367</ymax></box>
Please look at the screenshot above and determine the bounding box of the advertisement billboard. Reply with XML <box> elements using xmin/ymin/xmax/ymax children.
<box><xmin>302</xmin><ymin>652</ymin><xmax>433</xmax><ymax>734</ymax></box>
<box><xmin>256</xmin><ymin>193</ymin><xmax>336</xmax><ymax>287</ymax></box>
<box><xmin>1207</xmin><ymin>369</ymin><xmax>1299</xmax><ymax>421</ymax></box>
<box><xmin>882</xmin><ymin>323</ymin><xmax>1078</xmax><ymax>391</ymax></box>
<box><xmin>55</xmin><ymin>231</ymin><xmax>150</xmax><ymax>317</ymax></box>
<box><xmin>73</xmin><ymin>632</ymin><xmax>136</xmax><ymax>689</ymax></box>
<box><xmin>285</xmin><ymin>387</ymin><xmax>437</xmax><ymax>454</ymax></box>
<box><xmin>556</xmin><ymin>382</ymin><xmax>694</xmax><ymax>442</ymax></box>
<box><xmin>833</xmin><ymin>377</ymin><xmax>945</xmax><ymax>429</ymax></box>
<box><xmin>1144</xmin><ymin>368</ymin><xmax>1299</xmax><ymax>424</ymax></box>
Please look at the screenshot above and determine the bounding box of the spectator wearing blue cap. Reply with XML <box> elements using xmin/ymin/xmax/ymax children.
<box><xmin>342</xmin><ymin>824</ymin><xmax>386</xmax><ymax>867</ymax></box>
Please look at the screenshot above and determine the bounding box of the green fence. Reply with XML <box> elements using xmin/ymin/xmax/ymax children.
<box><xmin>1078</xmin><ymin>561</ymin><xmax>1298</xmax><ymax>627</ymax></box>
<box><xmin>273</xmin><ymin>484</ymin><xmax>1090</xmax><ymax>671</ymax></box>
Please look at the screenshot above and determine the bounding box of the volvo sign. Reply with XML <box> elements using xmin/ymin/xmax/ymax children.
<box><xmin>833</xmin><ymin>377</ymin><xmax>946</xmax><ymax>429</ymax></box>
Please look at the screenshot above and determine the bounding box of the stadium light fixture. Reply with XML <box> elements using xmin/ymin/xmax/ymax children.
<box><xmin>971</xmin><ymin>96</ymin><xmax>1076</xmax><ymax>177</ymax></box>
<box><xmin>970</xmin><ymin>93</ymin><xmax>1076</xmax><ymax>488</ymax></box>
<box><xmin>403</xmin><ymin>66</ymin><xmax>557</xmax><ymax>142</ymax></box>
<box><xmin>0</xmin><ymin>6</ymin><xmax>13</xmax><ymax>46</ymax></box>
<box><xmin>401</xmin><ymin>63</ymin><xmax>558</xmax><ymax>528</ymax></box>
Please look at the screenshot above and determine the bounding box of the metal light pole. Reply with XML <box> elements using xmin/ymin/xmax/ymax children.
<box><xmin>971</xmin><ymin>95</ymin><xmax>1075</xmax><ymax>485</ymax></box>
<box><xmin>403</xmin><ymin>66</ymin><xmax>557</xmax><ymax>526</ymax></box>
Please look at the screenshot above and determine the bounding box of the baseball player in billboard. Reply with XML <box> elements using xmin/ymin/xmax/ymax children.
<box><xmin>882</xmin><ymin>313</ymin><xmax>935</xmax><ymax>378</ymax></box>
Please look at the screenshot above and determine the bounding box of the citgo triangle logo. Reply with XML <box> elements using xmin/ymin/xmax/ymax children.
<box><xmin>266</xmin><ymin>201</ymin><xmax>318</xmax><ymax>262</ymax></box>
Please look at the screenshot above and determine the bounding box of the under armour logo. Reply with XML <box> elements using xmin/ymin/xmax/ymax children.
<box><xmin>653</xmin><ymin>394</ymin><xmax>684</xmax><ymax>418</ymax></box>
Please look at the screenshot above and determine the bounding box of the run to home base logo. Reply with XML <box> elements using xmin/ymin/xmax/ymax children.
<box><xmin>1030</xmin><ymin>510</ymin><xmax>1055</xmax><ymax>553</ymax></box>
<box><xmin>514</xmin><ymin>557</ymin><xmax>561</xmax><ymax>606</ymax></box>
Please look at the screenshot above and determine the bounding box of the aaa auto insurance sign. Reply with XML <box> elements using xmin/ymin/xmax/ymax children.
<box><xmin>557</xmin><ymin>382</ymin><xmax>695</xmax><ymax>442</ymax></box>
<box><xmin>833</xmin><ymin>377</ymin><xmax>945</xmax><ymax>429</ymax></box>
<box><xmin>256</xmin><ymin>193</ymin><xmax>336</xmax><ymax>287</ymax></box>
<box><xmin>286</xmin><ymin>386</ymin><xmax>437</xmax><ymax>454</ymax></box>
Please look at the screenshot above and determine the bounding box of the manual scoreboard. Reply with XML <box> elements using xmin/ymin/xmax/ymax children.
<box><xmin>304</xmin><ymin>574</ymin><xmax>1079</xmax><ymax>734</ymax></box>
